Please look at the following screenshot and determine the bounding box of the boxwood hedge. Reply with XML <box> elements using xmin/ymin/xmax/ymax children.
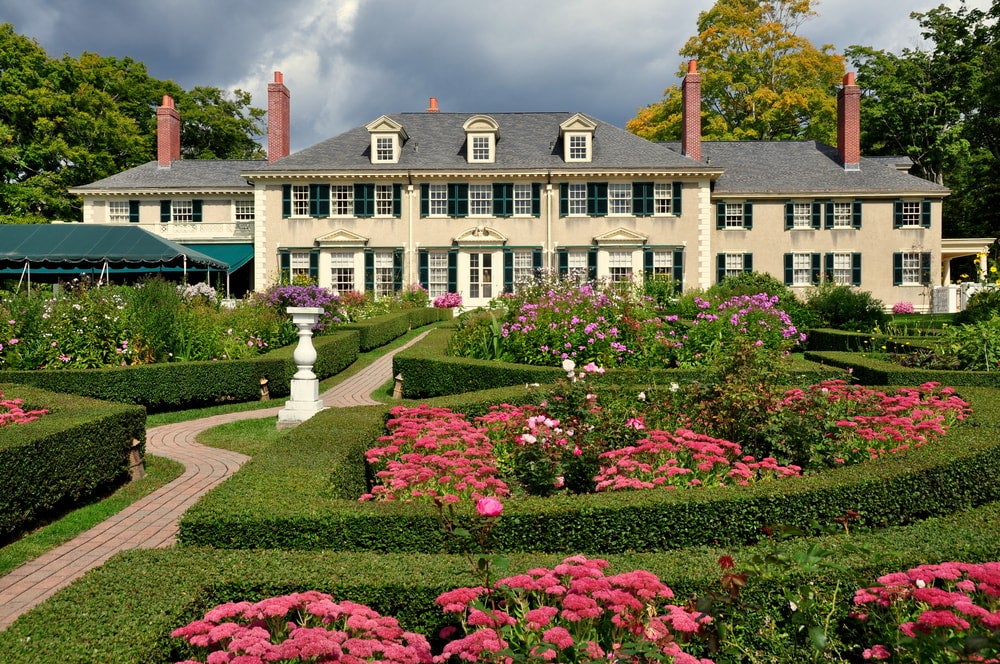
<box><xmin>0</xmin><ymin>384</ymin><xmax>145</xmax><ymax>542</ymax></box>
<box><xmin>805</xmin><ymin>350</ymin><xmax>1000</xmax><ymax>388</ymax></box>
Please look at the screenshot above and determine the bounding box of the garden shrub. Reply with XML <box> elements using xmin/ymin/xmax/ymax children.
<box><xmin>705</xmin><ymin>271</ymin><xmax>820</xmax><ymax>330</ymax></box>
<box><xmin>805</xmin><ymin>282</ymin><xmax>888</xmax><ymax>332</ymax></box>
<box><xmin>0</xmin><ymin>383</ymin><xmax>145</xmax><ymax>542</ymax></box>
<box><xmin>955</xmin><ymin>287</ymin><xmax>1000</xmax><ymax>325</ymax></box>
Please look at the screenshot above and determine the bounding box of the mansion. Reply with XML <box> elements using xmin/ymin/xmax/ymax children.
<box><xmin>71</xmin><ymin>65</ymin><xmax>958</xmax><ymax>310</ymax></box>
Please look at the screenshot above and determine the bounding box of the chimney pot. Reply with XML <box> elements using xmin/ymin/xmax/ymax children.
<box><xmin>425</xmin><ymin>97</ymin><xmax>440</xmax><ymax>113</ymax></box>
<box><xmin>268</xmin><ymin>71</ymin><xmax>291</xmax><ymax>162</ymax></box>
<box><xmin>681</xmin><ymin>60</ymin><xmax>702</xmax><ymax>162</ymax></box>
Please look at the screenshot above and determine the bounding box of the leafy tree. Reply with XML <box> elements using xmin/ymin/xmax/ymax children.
<box><xmin>627</xmin><ymin>0</ymin><xmax>844</xmax><ymax>143</ymax></box>
<box><xmin>0</xmin><ymin>23</ymin><xmax>265</xmax><ymax>223</ymax></box>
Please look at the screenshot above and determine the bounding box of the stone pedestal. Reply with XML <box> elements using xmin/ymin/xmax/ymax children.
<box><xmin>277</xmin><ymin>307</ymin><xmax>327</xmax><ymax>429</ymax></box>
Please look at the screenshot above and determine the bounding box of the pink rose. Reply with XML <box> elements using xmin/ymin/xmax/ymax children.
<box><xmin>476</xmin><ymin>497</ymin><xmax>503</xmax><ymax>518</ymax></box>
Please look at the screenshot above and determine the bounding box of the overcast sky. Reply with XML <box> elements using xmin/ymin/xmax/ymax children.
<box><xmin>1</xmin><ymin>0</ymin><xmax>992</xmax><ymax>152</ymax></box>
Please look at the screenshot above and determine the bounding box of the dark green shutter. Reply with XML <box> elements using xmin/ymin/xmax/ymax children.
<box><xmin>392</xmin><ymin>184</ymin><xmax>402</xmax><ymax>217</ymax></box>
<box><xmin>743</xmin><ymin>253</ymin><xmax>753</xmax><ymax>272</ymax></box>
<box><xmin>309</xmin><ymin>250</ymin><xmax>319</xmax><ymax>280</ymax></box>
<box><xmin>824</xmin><ymin>201</ymin><xmax>834</xmax><ymax>229</ymax></box>
<box><xmin>824</xmin><ymin>253</ymin><xmax>834</xmax><ymax>281</ymax></box>
<box><xmin>393</xmin><ymin>249</ymin><xmax>404</xmax><ymax>291</ymax></box>
<box><xmin>279</xmin><ymin>251</ymin><xmax>290</xmax><ymax>282</ymax></box>
<box><xmin>812</xmin><ymin>201</ymin><xmax>822</xmax><ymax>229</ymax></box>
<box><xmin>784</xmin><ymin>253</ymin><xmax>793</xmax><ymax>285</ymax></box>
<box><xmin>893</xmin><ymin>200</ymin><xmax>903</xmax><ymax>228</ymax></box>
<box><xmin>742</xmin><ymin>202</ymin><xmax>753</xmax><ymax>229</ymax></box>
<box><xmin>559</xmin><ymin>184</ymin><xmax>569</xmax><ymax>216</ymax></box>
<box><xmin>420</xmin><ymin>184</ymin><xmax>429</xmax><ymax>217</ymax></box>
<box><xmin>494</xmin><ymin>183</ymin><xmax>512</xmax><ymax>217</ymax></box>
<box><xmin>418</xmin><ymin>250</ymin><xmax>429</xmax><ymax>288</ymax></box>
<box><xmin>557</xmin><ymin>248</ymin><xmax>569</xmax><ymax>277</ymax></box>
<box><xmin>587</xmin><ymin>248</ymin><xmax>598</xmax><ymax>280</ymax></box>
<box><xmin>587</xmin><ymin>182</ymin><xmax>607</xmax><ymax>216</ymax></box>
<box><xmin>192</xmin><ymin>199</ymin><xmax>202</xmax><ymax>222</ymax></box>
<box><xmin>634</xmin><ymin>182</ymin><xmax>653</xmax><ymax>217</ymax></box>
<box><xmin>893</xmin><ymin>252</ymin><xmax>903</xmax><ymax>285</ymax></box>
<box><xmin>503</xmin><ymin>249</ymin><xmax>514</xmax><ymax>293</ymax></box>
<box><xmin>532</xmin><ymin>248</ymin><xmax>543</xmax><ymax>274</ymax></box>
<box><xmin>852</xmin><ymin>200</ymin><xmax>862</xmax><ymax>228</ymax></box>
<box><xmin>643</xmin><ymin>249</ymin><xmax>654</xmax><ymax>277</ymax></box>
<box><xmin>128</xmin><ymin>200</ymin><xmax>139</xmax><ymax>223</ymax></box>
<box><xmin>852</xmin><ymin>253</ymin><xmax>862</xmax><ymax>286</ymax></box>
<box><xmin>282</xmin><ymin>185</ymin><xmax>291</xmax><ymax>218</ymax></box>
<box><xmin>531</xmin><ymin>183</ymin><xmax>541</xmax><ymax>217</ymax></box>
<box><xmin>921</xmin><ymin>252</ymin><xmax>931</xmax><ymax>285</ymax></box>
<box><xmin>811</xmin><ymin>253</ymin><xmax>821</xmax><ymax>283</ymax></box>
<box><xmin>309</xmin><ymin>184</ymin><xmax>329</xmax><ymax>217</ymax></box>
<box><xmin>717</xmin><ymin>254</ymin><xmax>726</xmax><ymax>283</ymax></box>
<box><xmin>355</xmin><ymin>184</ymin><xmax>375</xmax><ymax>217</ymax></box>
<box><xmin>784</xmin><ymin>202</ymin><xmax>794</xmax><ymax>230</ymax></box>
<box><xmin>364</xmin><ymin>249</ymin><xmax>375</xmax><ymax>292</ymax></box>
<box><xmin>672</xmin><ymin>250</ymin><xmax>683</xmax><ymax>291</ymax></box>
<box><xmin>716</xmin><ymin>203</ymin><xmax>726</xmax><ymax>229</ymax></box>
<box><xmin>672</xmin><ymin>182</ymin><xmax>682</xmax><ymax>215</ymax></box>
<box><xmin>447</xmin><ymin>249</ymin><xmax>458</xmax><ymax>292</ymax></box>
<box><xmin>448</xmin><ymin>184</ymin><xmax>468</xmax><ymax>218</ymax></box>
<box><xmin>921</xmin><ymin>200</ymin><xmax>931</xmax><ymax>228</ymax></box>
<box><xmin>160</xmin><ymin>200</ymin><xmax>170</xmax><ymax>223</ymax></box>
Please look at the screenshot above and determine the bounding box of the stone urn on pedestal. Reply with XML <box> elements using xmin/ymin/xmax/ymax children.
<box><xmin>277</xmin><ymin>307</ymin><xmax>327</xmax><ymax>429</ymax></box>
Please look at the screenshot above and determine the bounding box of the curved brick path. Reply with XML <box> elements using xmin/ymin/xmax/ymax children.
<box><xmin>0</xmin><ymin>330</ymin><xmax>429</xmax><ymax>631</ymax></box>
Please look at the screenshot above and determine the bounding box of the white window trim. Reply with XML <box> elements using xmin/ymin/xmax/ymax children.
<box><xmin>108</xmin><ymin>200</ymin><xmax>130</xmax><ymax>223</ymax></box>
<box><xmin>468</xmin><ymin>133</ymin><xmax>495</xmax><ymax>163</ymax></box>
<box><xmin>372</xmin><ymin>135</ymin><xmax>398</xmax><ymax>163</ymax></box>
<box><xmin>565</xmin><ymin>132</ymin><xmax>592</xmax><ymax>162</ymax></box>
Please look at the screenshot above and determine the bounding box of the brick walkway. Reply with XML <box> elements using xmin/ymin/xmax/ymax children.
<box><xmin>0</xmin><ymin>330</ymin><xmax>428</xmax><ymax>631</ymax></box>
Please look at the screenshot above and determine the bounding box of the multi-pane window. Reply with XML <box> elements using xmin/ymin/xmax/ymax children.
<box><xmin>289</xmin><ymin>252</ymin><xmax>311</xmax><ymax>280</ymax></box>
<box><xmin>375</xmin><ymin>136</ymin><xmax>394</xmax><ymax>162</ymax></box>
<box><xmin>567</xmin><ymin>251</ymin><xmax>588</xmax><ymax>272</ymax></box>
<box><xmin>831</xmin><ymin>253</ymin><xmax>853</xmax><ymax>285</ymax></box>
<box><xmin>469</xmin><ymin>252</ymin><xmax>493</xmax><ymax>299</ymax></box>
<box><xmin>108</xmin><ymin>201</ymin><xmax>130</xmax><ymax>223</ymax></box>
<box><xmin>899</xmin><ymin>201</ymin><xmax>922</xmax><ymax>226</ymax></box>
<box><xmin>171</xmin><ymin>200</ymin><xmax>194</xmax><ymax>222</ymax></box>
<box><xmin>513</xmin><ymin>184</ymin><xmax>532</xmax><ymax>216</ymax></box>
<box><xmin>651</xmin><ymin>251</ymin><xmax>673</xmax><ymax>277</ymax></box>
<box><xmin>724</xmin><ymin>203</ymin><xmax>745</xmax><ymax>228</ymax></box>
<box><xmin>330</xmin><ymin>252</ymin><xmax>355</xmax><ymax>293</ymax></box>
<box><xmin>471</xmin><ymin>136</ymin><xmax>491</xmax><ymax>162</ymax></box>
<box><xmin>375</xmin><ymin>184</ymin><xmax>394</xmax><ymax>216</ymax></box>
<box><xmin>723</xmin><ymin>253</ymin><xmax>746</xmax><ymax>279</ymax></box>
<box><xmin>512</xmin><ymin>251</ymin><xmax>534</xmax><ymax>291</ymax></box>
<box><xmin>291</xmin><ymin>185</ymin><xmax>309</xmax><ymax>216</ymax></box>
<box><xmin>792</xmin><ymin>253</ymin><xmax>813</xmax><ymax>285</ymax></box>
<box><xmin>568</xmin><ymin>134</ymin><xmax>588</xmax><ymax>160</ymax></box>
<box><xmin>567</xmin><ymin>184</ymin><xmax>587</xmax><ymax>215</ymax></box>
<box><xmin>331</xmin><ymin>186</ymin><xmax>353</xmax><ymax>215</ymax></box>
<box><xmin>234</xmin><ymin>200</ymin><xmax>254</xmax><ymax>221</ymax></box>
<box><xmin>791</xmin><ymin>203</ymin><xmax>812</xmax><ymax>229</ymax></box>
<box><xmin>900</xmin><ymin>252</ymin><xmax>923</xmax><ymax>285</ymax></box>
<box><xmin>609</xmin><ymin>184</ymin><xmax>632</xmax><ymax>215</ymax></box>
<box><xmin>428</xmin><ymin>252</ymin><xmax>449</xmax><ymax>299</ymax></box>
<box><xmin>428</xmin><ymin>184</ymin><xmax>447</xmax><ymax>216</ymax></box>
<box><xmin>374</xmin><ymin>251</ymin><xmax>395</xmax><ymax>297</ymax></box>
<box><xmin>831</xmin><ymin>202</ymin><xmax>853</xmax><ymax>228</ymax></box>
<box><xmin>469</xmin><ymin>184</ymin><xmax>492</xmax><ymax>216</ymax></box>
<box><xmin>654</xmin><ymin>184</ymin><xmax>673</xmax><ymax>214</ymax></box>
<box><xmin>608</xmin><ymin>251</ymin><xmax>632</xmax><ymax>282</ymax></box>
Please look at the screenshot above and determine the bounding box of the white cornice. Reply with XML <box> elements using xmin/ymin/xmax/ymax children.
<box><xmin>68</xmin><ymin>188</ymin><xmax>252</xmax><ymax>197</ymax></box>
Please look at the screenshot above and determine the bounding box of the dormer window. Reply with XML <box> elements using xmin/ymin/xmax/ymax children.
<box><xmin>365</xmin><ymin>116</ymin><xmax>408</xmax><ymax>164</ymax></box>
<box><xmin>463</xmin><ymin>115</ymin><xmax>499</xmax><ymax>163</ymax></box>
<box><xmin>559</xmin><ymin>113</ymin><xmax>597</xmax><ymax>163</ymax></box>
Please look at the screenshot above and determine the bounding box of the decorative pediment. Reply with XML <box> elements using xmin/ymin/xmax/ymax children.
<box><xmin>559</xmin><ymin>113</ymin><xmax>597</xmax><ymax>134</ymax></box>
<box><xmin>315</xmin><ymin>228</ymin><xmax>369</xmax><ymax>247</ymax></box>
<box><xmin>365</xmin><ymin>116</ymin><xmax>408</xmax><ymax>139</ymax></box>
<box><xmin>454</xmin><ymin>225</ymin><xmax>508</xmax><ymax>245</ymax></box>
<box><xmin>463</xmin><ymin>115</ymin><xmax>500</xmax><ymax>135</ymax></box>
<box><xmin>594</xmin><ymin>227</ymin><xmax>648</xmax><ymax>246</ymax></box>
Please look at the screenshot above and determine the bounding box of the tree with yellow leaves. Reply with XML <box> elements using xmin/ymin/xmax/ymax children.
<box><xmin>627</xmin><ymin>0</ymin><xmax>844</xmax><ymax>144</ymax></box>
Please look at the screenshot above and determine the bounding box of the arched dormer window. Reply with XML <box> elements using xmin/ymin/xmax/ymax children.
<box><xmin>366</xmin><ymin>116</ymin><xmax>408</xmax><ymax>164</ymax></box>
<box><xmin>463</xmin><ymin>115</ymin><xmax>500</xmax><ymax>164</ymax></box>
<box><xmin>560</xmin><ymin>113</ymin><xmax>596</xmax><ymax>163</ymax></box>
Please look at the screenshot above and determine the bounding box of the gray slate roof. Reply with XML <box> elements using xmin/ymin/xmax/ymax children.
<box><xmin>666</xmin><ymin>141</ymin><xmax>948</xmax><ymax>196</ymax></box>
<box><xmin>253</xmin><ymin>112</ymin><xmax>711</xmax><ymax>173</ymax></box>
<box><xmin>71</xmin><ymin>159</ymin><xmax>262</xmax><ymax>192</ymax></box>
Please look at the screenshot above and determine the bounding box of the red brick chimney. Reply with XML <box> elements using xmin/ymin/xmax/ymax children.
<box><xmin>681</xmin><ymin>60</ymin><xmax>701</xmax><ymax>162</ymax></box>
<box><xmin>838</xmin><ymin>71</ymin><xmax>861</xmax><ymax>171</ymax></box>
<box><xmin>268</xmin><ymin>71</ymin><xmax>290</xmax><ymax>163</ymax></box>
<box><xmin>425</xmin><ymin>97</ymin><xmax>440</xmax><ymax>113</ymax></box>
<box><xmin>156</xmin><ymin>95</ymin><xmax>181</xmax><ymax>167</ymax></box>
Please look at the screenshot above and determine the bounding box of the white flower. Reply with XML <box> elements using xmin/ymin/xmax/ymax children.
<box><xmin>789</xmin><ymin>601</ymin><xmax>798</xmax><ymax>611</ymax></box>
<box><xmin>670</xmin><ymin>382</ymin><xmax>680</xmax><ymax>392</ymax></box>
<box><xmin>637</xmin><ymin>391</ymin><xmax>646</xmax><ymax>402</ymax></box>
<box><xmin>915</xmin><ymin>579</ymin><xmax>926</xmax><ymax>589</ymax></box>
<box><xmin>562</xmin><ymin>358</ymin><xmax>576</xmax><ymax>373</ymax></box>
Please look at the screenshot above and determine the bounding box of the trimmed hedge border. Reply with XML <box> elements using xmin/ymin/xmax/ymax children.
<box><xmin>392</xmin><ymin>327</ymin><xmax>841</xmax><ymax>399</ymax></box>
<box><xmin>0</xmin><ymin>308</ymin><xmax>449</xmax><ymax>412</ymax></box>
<box><xmin>179</xmin><ymin>383</ymin><xmax>1000</xmax><ymax>554</ymax></box>
<box><xmin>805</xmin><ymin>328</ymin><xmax>935</xmax><ymax>353</ymax></box>
<box><xmin>10</xmin><ymin>499</ymin><xmax>1000</xmax><ymax>663</ymax></box>
<box><xmin>0</xmin><ymin>384</ymin><xmax>145</xmax><ymax>541</ymax></box>
<box><xmin>804</xmin><ymin>350</ymin><xmax>1000</xmax><ymax>387</ymax></box>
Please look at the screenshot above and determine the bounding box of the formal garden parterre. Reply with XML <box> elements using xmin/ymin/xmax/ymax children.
<box><xmin>4</xmin><ymin>276</ymin><xmax>1000</xmax><ymax>661</ymax></box>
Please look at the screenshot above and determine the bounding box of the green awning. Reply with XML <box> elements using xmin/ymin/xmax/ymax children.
<box><xmin>182</xmin><ymin>243</ymin><xmax>254</xmax><ymax>271</ymax></box>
